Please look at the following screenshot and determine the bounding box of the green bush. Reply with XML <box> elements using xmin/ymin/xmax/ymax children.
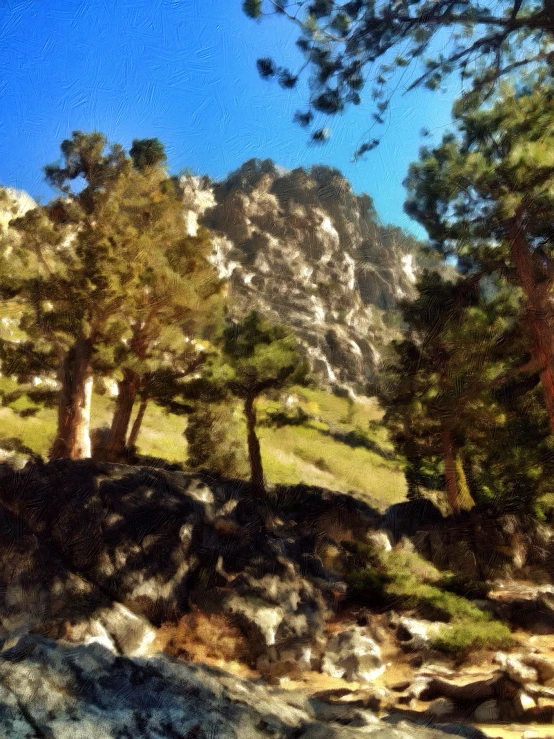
<box><xmin>185</xmin><ymin>401</ymin><xmax>249</xmax><ymax>478</ymax></box>
<box><xmin>343</xmin><ymin>545</ymin><xmax>510</xmax><ymax>657</ymax></box>
<box><xmin>432</xmin><ymin>621</ymin><xmax>514</xmax><ymax>656</ymax></box>
<box><xmin>439</xmin><ymin>573</ymin><xmax>491</xmax><ymax>600</ymax></box>
<box><xmin>386</xmin><ymin>578</ymin><xmax>489</xmax><ymax>623</ymax></box>
<box><xmin>345</xmin><ymin>568</ymin><xmax>390</xmax><ymax>606</ymax></box>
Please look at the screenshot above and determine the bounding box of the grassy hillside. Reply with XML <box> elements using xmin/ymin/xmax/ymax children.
<box><xmin>258</xmin><ymin>388</ymin><xmax>406</xmax><ymax>506</ymax></box>
<box><xmin>0</xmin><ymin>379</ymin><xmax>407</xmax><ymax>509</ymax></box>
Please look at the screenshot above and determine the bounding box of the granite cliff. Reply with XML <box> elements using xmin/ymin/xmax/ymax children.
<box><xmin>180</xmin><ymin>159</ymin><xmax>426</xmax><ymax>390</ymax></box>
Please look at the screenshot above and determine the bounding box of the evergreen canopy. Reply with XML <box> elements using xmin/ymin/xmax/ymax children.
<box><xmin>243</xmin><ymin>0</ymin><xmax>554</xmax><ymax>156</ymax></box>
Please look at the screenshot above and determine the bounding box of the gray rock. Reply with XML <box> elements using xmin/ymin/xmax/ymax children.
<box><xmin>365</xmin><ymin>530</ymin><xmax>392</xmax><ymax>552</ymax></box>
<box><xmin>194</xmin><ymin>163</ymin><xmax>421</xmax><ymax>389</ymax></box>
<box><xmin>524</xmin><ymin>654</ymin><xmax>554</xmax><ymax>685</ymax></box>
<box><xmin>473</xmin><ymin>699</ymin><xmax>499</xmax><ymax>722</ymax></box>
<box><xmin>493</xmin><ymin>652</ymin><xmax>539</xmax><ymax>684</ymax></box>
<box><xmin>0</xmin><ymin>635</ymin><xmax>487</xmax><ymax>739</ymax></box>
<box><xmin>397</xmin><ymin>617</ymin><xmax>442</xmax><ymax>651</ymax></box>
<box><xmin>425</xmin><ymin>698</ymin><xmax>457</xmax><ymax>717</ymax></box>
<box><xmin>321</xmin><ymin>626</ymin><xmax>384</xmax><ymax>683</ymax></box>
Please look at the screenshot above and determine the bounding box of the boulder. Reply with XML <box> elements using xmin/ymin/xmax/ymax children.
<box><xmin>366</xmin><ymin>530</ymin><xmax>393</xmax><ymax>552</ymax></box>
<box><xmin>0</xmin><ymin>462</ymin><xmax>339</xmax><ymax>668</ymax></box>
<box><xmin>0</xmin><ymin>634</ymin><xmax>489</xmax><ymax>739</ymax></box>
<box><xmin>223</xmin><ymin>568</ymin><xmax>328</xmax><ymax>668</ymax></box>
<box><xmin>396</xmin><ymin>617</ymin><xmax>442</xmax><ymax>651</ymax></box>
<box><xmin>321</xmin><ymin>626</ymin><xmax>385</xmax><ymax>683</ymax></box>
<box><xmin>523</xmin><ymin>655</ymin><xmax>554</xmax><ymax>685</ymax></box>
<box><xmin>493</xmin><ymin>652</ymin><xmax>539</xmax><ymax>685</ymax></box>
<box><xmin>473</xmin><ymin>699</ymin><xmax>499</xmax><ymax>722</ymax></box>
<box><xmin>488</xmin><ymin>582</ymin><xmax>554</xmax><ymax>634</ymax></box>
<box><xmin>425</xmin><ymin>698</ymin><xmax>457</xmax><ymax>717</ymax></box>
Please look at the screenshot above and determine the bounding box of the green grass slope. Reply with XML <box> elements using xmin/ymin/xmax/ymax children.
<box><xmin>0</xmin><ymin>380</ymin><xmax>407</xmax><ymax>509</ymax></box>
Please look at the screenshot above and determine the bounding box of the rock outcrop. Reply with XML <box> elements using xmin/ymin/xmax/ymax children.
<box><xmin>0</xmin><ymin>461</ymin><xmax>374</xmax><ymax>669</ymax></box>
<box><xmin>0</xmin><ymin>459</ymin><xmax>551</xmax><ymax>736</ymax></box>
<box><xmin>180</xmin><ymin>160</ymin><xmax>427</xmax><ymax>389</ymax></box>
<box><xmin>0</xmin><ymin>634</ymin><xmax>491</xmax><ymax>739</ymax></box>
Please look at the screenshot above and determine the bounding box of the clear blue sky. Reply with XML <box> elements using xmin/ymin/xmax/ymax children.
<box><xmin>0</xmin><ymin>0</ymin><xmax>459</xmax><ymax>235</ymax></box>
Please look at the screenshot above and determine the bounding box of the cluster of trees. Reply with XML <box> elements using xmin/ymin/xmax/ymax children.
<box><xmin>242</xmin><ymin>0</ymin><xmax>554</xmax><ymax>515</ymax></box>
<box><xmin>0</xmin><ymin>132</ymin><xmax>307</xmax><ymax>497</ymax></box>
<box><xmin>380</xmin><ymin>77</ymin><xmax>554</xmax><ymax>514</ymax></box>
<box><xmin>5</xmin><ymin>76</ymin><xmax>554</xmax><ymax>516</ymax></box>
<box><xmin>0</xmin><ymin>131</ymin><xmax>222</xmax><ymax>460</ymax></box>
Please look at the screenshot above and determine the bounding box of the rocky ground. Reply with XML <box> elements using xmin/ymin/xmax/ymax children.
<box><xmin>0</xmin><ymin>459</ymin><xmax>552</xmax><ymax>738</ymax></box>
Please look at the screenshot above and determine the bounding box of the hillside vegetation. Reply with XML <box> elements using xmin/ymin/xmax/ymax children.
<box><xmin>0</xmin><ymin>377</ymin><xmax>407</xmax><ymax>509</ymax></box>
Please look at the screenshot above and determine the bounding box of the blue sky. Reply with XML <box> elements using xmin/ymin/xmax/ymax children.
<box><xmin>0</xmin><ymin>0</ymin><xmax>458</xmax><ymax>235</ymax></box>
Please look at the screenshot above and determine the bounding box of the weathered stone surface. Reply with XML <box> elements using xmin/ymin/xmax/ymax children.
<box><xmin>0</xmin><ymin>635</ymin><xmax>488</xmax><ymax>739</ymax></box>
<box><xmin>493</xmin><ymin>653</ymin><xmax>539</xmax><ymax>685</ymax></box>
<box><xmin>425</xmin><ymin>698</ymin><xmax>457</xmax><ymax>717</ymax></box>
<box><xmin>366</xmin><ymin>530</ymin><xmax>393</xmax><ymax>552</ymax></box>
<box><xmin>403</xmin><ymin>504</ymin><xmax>554</xmax><ymax>581</ymax></box>
<box><xmin>524</xmin><ymin>655</ymin><xmax>554</xmax><ymax>686</ymax></box>
<box><xmin>0</xmin><ymin>462</ymin><xmax>340</xmax><ymax>667</ymax></box>
<box><xmin>193</xmin><ymin>163</ymin><xmax>422</xmax><ymax>390</ymax></box>
<box><xmin>473</xmin><ymin>699</ymin><xmax>500</xmax><ymax>722</ymax></box>
<box><xmin>396</xmin><ymin>617</ymin><xmax>442</xmax><ymax>651</ymax></box>
<box><xmin>321</xmin><ymin>626</ymin><xmax>384</xmax><ymax>683</ymax></box>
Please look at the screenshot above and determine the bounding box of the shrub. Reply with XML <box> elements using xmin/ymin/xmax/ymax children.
<box><xmin>185</xmin><ymin>401</ymin><xmax>249</xmax><ymax>478</ymax></box>
<box><xmin>345</xmin><ymin>568</ymin><xmax>390</xmax><ymax>606</ymax></box>
<box><xmin>432</xmin><ymin>621</ymin><xmax>514</xmax><ymax>657</ymax></box>
<box><xmin>344</xmin><ymin>545</ymin><xmax>510</xmax><ymax>657</ymax></box>
<box><xmin>262</xmin><ymin>405</ymin><xmax>310</xmax><ymax>428</ymax></box>
<box><xmin>386</xmin><ymin>578</ymin><xmax>489</xmax><ymax>623</ymax></box>
<box><xmin>439</xmin><ymin>573</ymin><xmax>491</xmax><ymax>600</ymax></box>
<box><xmin>159</xmin><ymin>610</ymin><xmax>250</xmax><ymax>665</ymax></box>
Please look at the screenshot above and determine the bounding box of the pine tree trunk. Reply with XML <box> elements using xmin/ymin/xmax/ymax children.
<box><xmin>442</xmin><ymin>426</ymin><xmax>461</xmax><ymax>515</ymax></box>
<box><xmin>244</xmin><ymin>394</ymin><xmax>265</xmax><ymax>497</ymax></box>
<box><xmin>509</xmin><ymin>212</ymin><xmax>554</xmax><ymax>434</ymax></box>
<box><xmin>106</xmin><ymin>369</ymin><xmax>140</xmax><ymax>460</ymax></box>
<box><xmin>50</xmin><ymin>339</ymin><xmax>93</xmax><ymax>460</ymax></box>
<box><xmin>455</xmin><ymin>456</ymin><xmax>474</xmax><ymax>510</ymax></box>
<box><xmin>127</xmin><ymin>396</ymin><xmax>148</xmax><ymax>449</ymax></box>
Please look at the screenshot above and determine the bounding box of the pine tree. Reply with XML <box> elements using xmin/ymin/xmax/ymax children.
<box><xmin>102</xmin><ymin>217</ymin><xmax>224</xmax><ymax>461</ymax></box>
<box><xmin>9</xmin><ymin>131</ymin><xmax>221</xmax><ymax>460</ymax></box>
<box><xmin>243</xmin><ymin>1</ymin><xmax>554</xmax><ymax>155</ymax></box>
<box><xmin>405</xmin><ymin>80</ymin><xmax>554</xmax><ymax>434</ymax></box>
<box><xmin>380</xmin><ymin>271</ymin><xmax>509</xmax><ymax>514</ymax></box>
<box><xmin>221</xmin><ymin>311</ymin><xmax>309</xmax><ymax>497</ymax></box>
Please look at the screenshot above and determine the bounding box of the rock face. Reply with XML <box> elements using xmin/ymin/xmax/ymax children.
<box><xmin>181</xmin><ymin>160</ymin><xmax>425</xmax><ymax>389</ymax></box>
<box><xmin>0</xmin><ymin>459</ymin><xmax>550</xmax><ymax>736</ymax></box>
<box><xmin>0</xmin><ymin>187</ymin><xmax>35</xmax><ymax>231</ymax></box>
<box><xmin>401</xmin><ymin>659</ymin><xmax>554</xmax><ymax>726</ymax></box>
<box><xmin>321</xmin><ymin>626</ymin><xmax>384</xmax><ymax>682</ymax></box>
<box><xmin>407</xmin><ymin>506</ymin><xmax>554</xmax><ymax>586</ymax></box>
<box><xmin>0</xmin><ymin>634</ymin><xmax>488</xmax><ymax>739</ymax></box>
<box><xmin>0</xmin><ymin>164</ymin><xmax>428</xmax><ymax>391</ymax></box>
<box><xmin>0</xmin><ymin>461</ymin><xmax>387</xmax><ymax>671</ymax></box>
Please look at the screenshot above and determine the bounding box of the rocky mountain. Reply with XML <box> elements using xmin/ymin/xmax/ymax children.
<box><xmin>180</xmin><ymin>160</ymin><xmax>426</xmax><ymax>390</ymax></box>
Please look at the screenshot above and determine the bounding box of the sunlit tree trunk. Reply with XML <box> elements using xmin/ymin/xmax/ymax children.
<box><xmin>50</xmin><ymin>339</ymin><xmax>93</xmax><ymax>460</ymax></box>
<box><xmin>441</xmin><ymin>426</ymin><xmax>460</xmax><ymax>515</ymax></box>
<box><xmin>455</xmin><ymin>456</ymin><xmax>475</xmax><ymax>510</ymax></box>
